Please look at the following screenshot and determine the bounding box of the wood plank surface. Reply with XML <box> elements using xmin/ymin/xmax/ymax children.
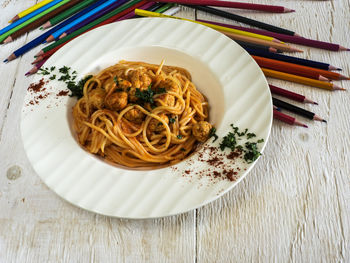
<box><xmin>0</xmin><ymin>0</ymin><xmax>349</xmax><ymax>262</ymax></box>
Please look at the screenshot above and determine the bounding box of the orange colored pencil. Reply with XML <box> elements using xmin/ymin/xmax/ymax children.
<box><xmin>253</xmin><ymin>56</ymin><xmax>350</xmax><ymax>81</ymax></box>
<box><xmin>261</xmin><ymin>68</ymin><xmax>345</xmax><ymax>91</ymax></box>
<box><xmin>221</xmin><ymin>31</ymin><xmax>302</xmax><ymax>53</ymax></box>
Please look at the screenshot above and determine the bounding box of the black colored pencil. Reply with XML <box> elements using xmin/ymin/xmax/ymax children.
<box><xmin>244</xmin><ymin>47</ymin><xmax>340</xmax><ymax>71</ymax></box>
<box><xmin>235</xmin><ymin>40</ymin><xmax>280</xmax><ymax>53</ymax></box>
<box><xmin>186</xmin><ymin>5</ymin><xmax>297</xmax><ymax>36</ymax></box>
<box><xmin>272</xmin><ymin>97</ymin><xmax>326</xmax><ymax>122</ymax></box>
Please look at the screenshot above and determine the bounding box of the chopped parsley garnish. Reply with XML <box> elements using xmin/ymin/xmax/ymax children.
<box><xmin>218</xmin><ymin>124</ymin><xmax>264</xmax><ymax>164</ymax></box>
<box><xmin>177</xmin><ymin>135</ymin><xmax>183</xmax><ymax>139</ymax></box>
<box><xmin>59</xmin><ymin>66</ymin><xmax>70</xmax><ymax>74</ymax></box>
<box><xmin>209</xmin><ymin>127</ymin><xmax>218</xmax><ymax>142</ymax></box>
<box><xmin>220</xmin><ymin>132</ymin><xmax>236</xmax><ymax>151</ymax></box>
<box><xmin>113</xmin><ymin>76</ymin><xmax>119</xmax><ymax>86</ymax></box>
<box><xmin>49</xmin><ymin>75</ymin><xmax>56</xmax><ymax>80</ymax></box>
<box><xmin>50</xmin><ymin>66</ymin><xmax>56</xmax><ymax>71</ymax></box>
<box><xmin>38</xmin><ymin>67</ymin><xmax>50</xmax><ymax>75</ymax></box>
<box><xmin>169</xmin><ymin>117</ymin><xmax>176</xmax><ymax>124</ymax></box>
<box><xmin>67</xmin><ymin>75</ymin><xmax>93</xmax><ymax>99</ymax></box>
<box><xmin>135</xmin><ymin>85</ymin><xmax>167</xmax><ymax>106</ymax></box>
<box><xmin>114</xmin><ymin>88</ymin><xmax>124</xmax><ymax>92</ymax></box>
<box><xmin>247</xmin><ymin>133</ymin><xmax>256</xmax><ymax>139</ymax></box>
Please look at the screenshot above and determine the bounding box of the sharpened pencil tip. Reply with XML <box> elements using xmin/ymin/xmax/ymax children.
<box><xmin>39</xmin><ymin>27</ymin><xmax>43</xmax><ymax>30</ymax></box>
<box><xmin>313</xmin><ymin>102</ymin><xmax>318</xmax><ymax>105</ymax></box>
<box><xmin>322</xmin><ymin>120</ymin><xmax>327</xmax><ymax>123</ymax></box>
<box><xmin>302</xmin><ymin>124</ymin><xmax>308</xmax><ymax>128</ymax></box>
<box><xmin>3</xmin><ymin>59</ymin><xmax>8</xmax><ymax>63</ymax></box>
<box><xmin>25</xmin><ymin>72</ymin><xmax>30</xmax><ymax>76</ymax></box>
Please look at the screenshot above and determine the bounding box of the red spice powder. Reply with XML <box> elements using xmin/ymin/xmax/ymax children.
<box><xmin>57</xmin><ymin>90</ymin><xmax>69</xmax><ymax>96</ymax></box>
<box><xmin>27</xmin><ymin>78</ymin><xmax>46</xmax><ymax>93</ymax></box>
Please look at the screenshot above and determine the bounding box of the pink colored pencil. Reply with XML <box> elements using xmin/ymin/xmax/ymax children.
<box><xmin>147</xmin><ymin>0</ymin><xmax>294</xmax><ymax>13</ymax></box>
<box><xmin>273</xmin><ymin>109</ymin><xmax>308</xmax><ymax>128</ymax></box>
<box><xmin>197</xmin><ymin>19</ymin><xmax>349</xmax><ymax>51</ymax></box>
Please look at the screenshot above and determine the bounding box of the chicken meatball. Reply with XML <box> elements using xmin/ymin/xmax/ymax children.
<box><xmin>124</xmin><ymin>108</ymin><xmax>145</xmax><ymax>124</ymax></box>
<box><xmin>89</xmin><ymin>88</ymin><xmax>106</xmax><ymax>109</ymax></box>
<box><xmin>192</xmin><ymin>121</ymin><xmax>212</xmax><ymax>142</ymax></box>
<box><xmin>104</xmin><ymin>91</ymin><xmax>128</xmax><ymax>111</ymax></box>
<box><xmin>115</xmin><ymin>77</ymin><xmax>132</xmax><ymax>90</ymax></box>
<box><xmin>155</xmin><ymin>94</ymin><xmax>175</xmax><ymax>107</ymax></box>
<box><xmin>157</xmin><ymin>79</ymin><xmax>179</xmax><ymax>93</ymax></box>
<box><xmin>128</xmin><ymin>68</ymin><xmax>152</xmax><ymax>89</ymax></box>
<box><xmin>148</xmin><ymin>114</ymin><xmax>169</xmax><ymax>132</ymax></box>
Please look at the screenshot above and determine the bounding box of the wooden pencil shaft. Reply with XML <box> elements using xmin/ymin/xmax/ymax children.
<box><xmin>42</xmin><ymin>0</ymin><xmax>143</xmax><ymax>53</ymax></box>
<box><xmin>186</xmin><ymin>5</ymin><xmax>295</xmax><ymax>35</ymax></box>
<box><xmin>269</xmin><ymin>85</ymin><xmax>305</xmax><ymax>102</ymax></box>
<box><xmin>272</xmin><ymin>97</ymin><xmax>315</xmax><ymax>120</ymax></box>
<box><xmin>2</xmin><ymin>0</ymin><xmax>79</xmax><ymax>42</ymax></box>
<box><xmin>149</xmin><ymin>0</ymin><xmax>288</xmax><ymax>12</ymax></box>
<box><xmin>244</xmin><ymin>47</ymin><xmax>332</xmax><ymax>70</ymax></box>
<box><xmin>49</xmin><ymin>0</ymin><xmax>100</xmax><ymax>26</ymax></box>
<box><xmin>253</xmin><ymin>56</ymin><xmax>342</xmax><ymax>80</ymax></box>
<box><xmin>223</xmin><ymin>31</ymin><xmax>294</xmax><ymax>52</ymax></box>
<box><xmin>14</xmin><ymin>0</ymin><xmax>55</xmax><ymax>19</ymax></box>
<box><xmin>262</xmin><ymin>68</ymin><xmax>335</xmax><ymax>90</ymax></box>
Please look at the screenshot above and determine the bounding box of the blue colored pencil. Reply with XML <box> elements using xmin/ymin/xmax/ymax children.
<box><xmin>47</xmin><ymin>0</ymin><xmax>118</xmax><ymax>42</ymax></box>
<box><xmin>0</xmin><ymin>0</ymin><xmax>64</xmax><ymax>36</ymax></box>
<box><xmin>244</xmin><ymin>47</ymin><xmax>340</xmax><ymax>71</ymax></box>
<box><xmin>61</xmin><ymin>0</ymin><xmax>129</xmax><ymax>39</ymax></box>
<box><xmin>4</xmin><ymin>0</ymin><xmax>109</xmax><ymax>62</ymax></box>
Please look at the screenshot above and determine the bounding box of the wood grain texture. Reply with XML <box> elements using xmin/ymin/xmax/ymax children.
<box><xmin>0</xmin><ymin>0</ymin><xmax>349</xmax><ymax>262</ymax></box>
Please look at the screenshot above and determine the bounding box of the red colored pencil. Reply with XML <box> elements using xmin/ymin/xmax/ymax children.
<box><xmin>147</xmin><ymin>0</ymin><xmax>294</xmax><ymax>13</ymax></box>
<box><xmin>273</xmin><ymin>109</ymin><xmax>308</xmax><ymax>128</ymax></box>
<box><xmin>197</xmin><ymin>19</ymin><xmax>350</xmax><ymax>52</ymax></box>
<box><xmin>269</xmin><ymin>84</ymin><xmax>318</xmax><ymax>105</ymax></box>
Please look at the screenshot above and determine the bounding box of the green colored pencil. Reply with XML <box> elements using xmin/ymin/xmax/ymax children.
<box><xmin>154</xmin><ymin>3</ymin><xmax>174</xmax><ymax>13</ymax></box>
<box><xmin>41</xmin><ymin>0</ymin><xmax>142</xmax><ymax>53</ymax></box>
<box><xmin>0</xmin><ymin>0</ymin><xmax>71</xmax><ymax>43</ymax></box>
<box><xmin>41</xmin><ymin>0</ymin><xmax>99</xmax><ymax>29</ymax></box>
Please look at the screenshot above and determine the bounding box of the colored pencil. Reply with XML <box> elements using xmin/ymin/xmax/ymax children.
<box><xmin>37</xmin><ymin>0</ymin><xmax>144</xmax><ymax>56</ymax></box>
<box><xmin>197</xmin><ymin>19</ymin><xmax>349</xmax><ymax>52</ymax></box>
<box><xmin>58</xmin><ymin>0</ymin><xmax>130</xmax><ymax>40</ymax></box>
<box><xmin>41</xmin><ymin>0</ymin><xmax>100</xmax><ymax>29</ymax></box>
<box><xmin>221</xmin><ymin>31</ymin><xmax>302</xmax><ymax>53</ymax></box>
<box><xmin>32</xmin><ymin>1</ymin><xmax>169</xmax><ymax>66</ymax></box>
<box><xmin>5</xmin><ymin>0</ymin><xmax>110</xmax><ymax>61</ymax></box>
<box><xmin>9</xmin><ymin>0</ymin><xmax>55</xmax><ymax>22</ymax></box>
<box><xmin>0</xmin><ymin>0</ymin><xmax>64</xmax><ymax>36</ymax></box>
<box><xmin>25</xmin><ymin>59</ymin><xmax>48</xmax><ymax>76</ymax></box>
<box><xmin>253</xmin><ymin>56</ymin><xmax>330</xmax><ymax>81</ymax></box>
<box><xmin>186</xmin><ymin>5</ymin><xmax>298</xmax><ymax>36</ymax></box>
<box><xmin>272</xmin><ymin>98</ymin><xmax>326</xmax><ymax>122</ymax></box>
<box><xmin>153</xmin><ymin>3</ymin><xmax>174</xmax><ymax>13</ymax></box>
<box><xmin>262</xmin><ymin>68</ymin><xmax>345</xmax><ymax>91</ymax></box>
<box><xmin>235</xmin><ymin>40</ymin><xmax>279</xmax><ymax>53</ymax></box>
<box><xmin>273</xmin><ymin>109</ymin><xmax>308</xmax><ymax>128</ymax></box>
<box><xmin>0</xmin><ymin>0</ymin><xmax>71</xmax><ymax>44</ymax></box>
<box><xmin>134</xmin><ymin>9</ymin><xmax>282</xmax><ymax>43</ymax></box>
<box><xmin>253</xmin><ymin>56</ymin><xmax>349</xmax><ymax>81</ymax></box>
<box><xmin>47</xmin><ymin>0</ymin><xmax>119</xmax><ymax>42</ymax></box>
<box><xmin>269</xmin><ymin>84</ymin><xmax>318</xmax><ymax>105</ymax></box>
<box><xmin>244</xmin><ymin>47</ymin><xmax>340</xmax><ymax>71</ymax></box>
<box><xmin>147</xmin><ymin>0</ymin><xmax>294</xmax><ymax>13</ymax></box>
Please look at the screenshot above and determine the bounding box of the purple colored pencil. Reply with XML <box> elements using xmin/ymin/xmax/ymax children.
<box><xmin>61</xmin><ymin>0</ymin><xmax>129</xmax><ymax>38</ymax></box>
<box><xmin>197</xmin><ymin>19</ymin><xmax>350</xmax><ymax>51</ymax></box>
<box><xmin>112</xmin><ymin>1</ymin><xmax>155</xmax><ymax>22</ymax></box>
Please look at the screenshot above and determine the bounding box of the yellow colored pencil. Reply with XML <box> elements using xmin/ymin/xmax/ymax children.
<box><xmin>134</xmin><ymin>9</ymin><xmax>282</xmax><ymax>43</ymax></box>
<box><xmin>9</xmin><ymin>0</ymin><xmax>55</xmax><ymax>23</ymax></box>
<box><xmin>261</xmin><ymin>68</ymin><xmax>345</xmax><ymax>91</ymax></box>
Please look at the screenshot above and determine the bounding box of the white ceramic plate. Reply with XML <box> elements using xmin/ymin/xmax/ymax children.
<box><xmin>21</xmin><ymin>18</ymin><xmax>272</xmax><ymax>219</ymax></box>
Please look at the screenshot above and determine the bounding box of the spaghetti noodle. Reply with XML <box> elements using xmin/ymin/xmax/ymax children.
<box><xmin>72</xmin><ymin>60</ymin><xmax>213</xmax><ymax>168</ymax></box>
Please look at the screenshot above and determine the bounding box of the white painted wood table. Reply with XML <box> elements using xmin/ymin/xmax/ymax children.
<box><xmin>1</xmin><ymin>0</ymin><xmax>349</xmax><ymax>262</ymax></box>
